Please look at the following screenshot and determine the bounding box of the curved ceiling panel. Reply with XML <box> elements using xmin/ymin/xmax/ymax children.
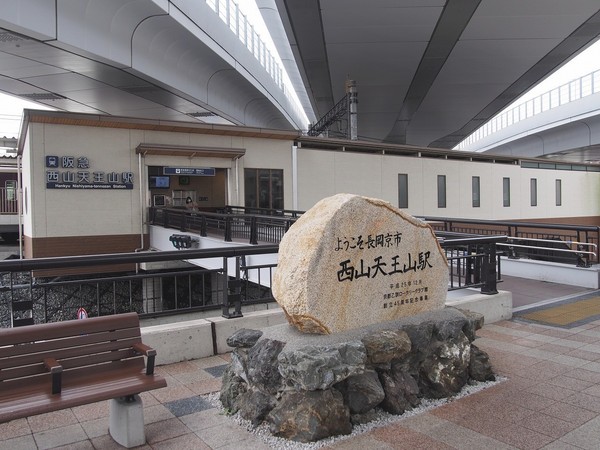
<box><xmin>56</xmin><ymin>0</ymin><xmax>168</xmax><ymax>67</ymax></box>
<box><xmin>130</xmin><ymin>13</ymin><xmax>294</xmax><ymax>129</ymax></box>
<box><xmin>131</xmin><ymin>15</ymin><xmax>224</xmax><ymax>105</ymax></box>
<box><xmin>208</xmin><ymin>69</ymin><xmax>292</xmax><ymax>129</ymax></box>
<box><xmin>1</xmin><ymin>0</ymin><xmax>599</xmax><ymax>153</ymax></box>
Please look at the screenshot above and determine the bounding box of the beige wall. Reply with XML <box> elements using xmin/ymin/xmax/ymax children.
<box><xmin>297</xmin><ymin>148</ymin><xmax>600</xmax><ymax>220</ymax></box>
<box><xmin>238</xmin><ymin>138</ymin><xmax>293</xmax><ymax>207</ymax></box>
<box><xmin>142</xmin><ymin>132</ymin><xmax>293</xmax><ymax>208</ymax></box>
<box><xmin>24</xmin><ymin>123</ymin><xmax>140</xmax><ymax>239</ymax></box>
<box><xmin>22</xmin><ymin>122</ymin><xmax>296</xmax><ymax>246</ymax></box>
<box><xmin>21</xmin><ymin>119</ymin><xmax>600</xmax><ymax>260</ymax></box>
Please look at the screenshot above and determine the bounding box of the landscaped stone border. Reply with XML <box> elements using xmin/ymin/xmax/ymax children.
<box><xmin>220</xmin><ymin>307</ymin><xmax>495</xmax><ymax>443</ymax></box>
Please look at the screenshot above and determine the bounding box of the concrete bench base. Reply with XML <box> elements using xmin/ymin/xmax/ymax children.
<box><xmin>109</xmin><ymin>395</ymin><xmax>145</xmax><ymax>448</ymax></box>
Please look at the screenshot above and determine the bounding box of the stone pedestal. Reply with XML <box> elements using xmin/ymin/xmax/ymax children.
<box><xmin>109</xmin><ymin>395</ymin><xmax>145</xmax><ymax>448</ymax></box>
<box><xmin>220</xmin><ymin>307</ymin><xmax>495</xmax><ymax>443</ymax></box>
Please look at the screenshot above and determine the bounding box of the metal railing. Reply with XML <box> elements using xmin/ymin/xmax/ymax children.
<box><xmin>0</xmin><ymin>234</ymin><xmax>506</xmax><ymax>327</ymax></box>
<box><xmin>205</xmin><ymin>0</ymin><xmax>283</xmax><ymax>89</ymax></box>
<box><xmin>151</xmin><ymin>208</ymin><xmax>595</xmax><ymax>267</ymax></box>
<box><xmin>456</xmin><ymin>68</ymin><xmax>600</xmax><ymax>150</ymax></box>
<box><xmin>223</xmin><ymin>205</ymin><xmax>304</xmax><ymax>218</ymax></box>
<box><xmin>422</xmin><ymin>217</ymin><xmax>599</xmax><ymax>266</ymax></box>
<box><xmin>0</xmin><ymin>187</ymin><xmax>17</xmax><ymax>214</ymax></box>
<box><xmin>0</xmin><ymin>246</ymin><xmax>278</xmax><ymax>328</ymax></box>
<box><xmin>203</xmin><ymin>0</ymin><xmax>307</xmax><ymax>125</ymax></box>
<box><xmin>439</xmin><ymin>235</ymin><xmax>505</xmax><ymax>294</ymax></box>
<box><xmin>149</xmin><ymin>207</ymin><xmax>298</xmax><ymax>244</ymax></box>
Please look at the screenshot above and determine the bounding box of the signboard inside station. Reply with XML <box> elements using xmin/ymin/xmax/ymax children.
<box><xmin>163</xmin><ymin>167</ymin><xmax>215</xmax><ymax>176</ymax></box>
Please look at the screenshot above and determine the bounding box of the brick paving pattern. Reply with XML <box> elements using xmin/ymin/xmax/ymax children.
<box><xmin>2</xmin><ymin>277</ymin><xmax>600</xmax><ymax>449</ymax></box>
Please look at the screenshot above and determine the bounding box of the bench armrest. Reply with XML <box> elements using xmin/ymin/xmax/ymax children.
<box><xmin>132</xmin><ymin>343</ymin><xmax>157</xmax><ymax>375</ymax></box>
<box><xmin>44</xmin><ymin>358</ymin><xmax>63</xmax><ymax>395</ymax></box>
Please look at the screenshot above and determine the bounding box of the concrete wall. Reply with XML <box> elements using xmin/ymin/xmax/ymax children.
<box><xmin>140</xmin><ymin>306</ymin><xmax>287</xmax><ymax>365</ymax></box>
<box><xmin>502</xmin><ymin>258</ymin><xmax>600</xmax><ymax>289</ymax></box>
<box><xmin>21</xmin><ymin>117</ymin><xmax>600</xmax><ymax>259</ymax></box>
<box><xmin>296</xmin><ymin>147</ymin><xmax>600</xmax><ymax>220</ymax></box>
<box><xmin>25</xmin><ymin>123</ymin><xmax>140</xmax><ymax>239</ymax></box>
<box><xmin>141</xmin><ymin>291</ymin><xmax>513</xmax><ymax>365</ymax></box>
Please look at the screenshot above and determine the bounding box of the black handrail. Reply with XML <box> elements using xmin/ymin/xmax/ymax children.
<box><xmin>149</xmin><ymin>207</ymin><xmax>297</xmax><ymax>244</ymax></box>
<box><xmin>0</xmin><ymin>245</ymin><xmax>279</xmax><ymax>271</ymax></box>
<box><xmin>224</xmin><ymin>205</ymin><xmax>304</xmax><ymax>218</ymax></box>
<box><xmin>150</xmin><ymin>207</ymin><xmax>597</xmax><ymax>266</ymax></box>
<box><xmin>420</xmin><ymin>216</ymin><xmax>599</xmax><ymax>265</ymax></box>
<box><xmin>420</xmin><ymin>216</ymin><xmax>600</xmax><ymax>232</ymax></box>
<box><xmin>0</xmin><ymin>235</ymin><xmax>506</xmax><ymax>326</ymax></box>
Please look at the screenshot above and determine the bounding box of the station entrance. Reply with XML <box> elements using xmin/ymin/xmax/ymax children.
<box><xmin>147</xmin><ymin>165</ymin><xmax>228</xmax><ymax>212</ymax></box>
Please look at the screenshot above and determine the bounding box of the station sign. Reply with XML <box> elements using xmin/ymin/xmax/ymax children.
<box><xmin>45</xmin><ymin>155</ymin><xmax>134</xmax><ymax>190</ymax></box>
<box><xmin>163</xmin><ymin>167</ymin><xmax>216</xmax><ymax>176</ymax></box>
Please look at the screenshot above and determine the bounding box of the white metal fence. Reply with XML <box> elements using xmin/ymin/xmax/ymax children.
<box><xmin>204</xmin><ymin>0</ymin><xmax>306</xmax><ymax>124</ymax></box>
<box><xmin>0</xmin><ymin>187</ymin><xmax>17</xmax><ymax>214</ymax></box>
<box><xmin>457</xmin><ymin>69</ymin><xmax>600</xmax><ymax>150</ymax></box>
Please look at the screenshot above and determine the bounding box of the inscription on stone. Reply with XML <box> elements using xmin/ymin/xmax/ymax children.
<box><xmin>272</xmin><ymin>194</ymin><xmax>449</xmax><ymax>334</ymax></box>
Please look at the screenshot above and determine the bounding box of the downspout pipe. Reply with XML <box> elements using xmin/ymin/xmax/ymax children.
<box><xmin>17</xmin><ymin>154</ymin><xmax>23</xmax><ymax>259</ymax></box>
<box><xmin>292</xmin><ymin>144</ymin><xmax>298</xmax><ymax>210</ymax></box>
<box><xmin>136</xmin><ymin>153</ymin><xmax>145</xmax><ymax>250</ymax></box>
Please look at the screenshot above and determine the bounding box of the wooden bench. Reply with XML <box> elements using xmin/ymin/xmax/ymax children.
<box><xmin>0</xmin><ymin>312</ymin><xmax>167</xmax><ymax>447</ymax></box>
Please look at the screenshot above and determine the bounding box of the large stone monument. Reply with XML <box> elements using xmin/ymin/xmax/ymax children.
<box><xmin>220</xmin><ymin>194</ymin><xmax>495</xmax><ymax>443</ymax></box>
<box><xmin>272</xmin><ymin>193</ymin><xmax>449</xmax><ymax>334</ymax></box>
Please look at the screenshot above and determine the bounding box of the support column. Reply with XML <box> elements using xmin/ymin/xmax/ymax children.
<box><xmin>109</xmin><ymin>395</ymin><xmax>145</xmax><ymax>448</ymax></box>
<box><xmin>212</xmin><ymin>271</ymin><xmax>227</xmax><ymax>306</ymax></box>
<box><xmin>346</xmin><ymin>80</ymin><xmax>358</xmax><ymax>141</ymax></box>
<box><xmin>142</xmin><ymin>277</ymin><xmax>163</xmax><ymax>313</ymax></box>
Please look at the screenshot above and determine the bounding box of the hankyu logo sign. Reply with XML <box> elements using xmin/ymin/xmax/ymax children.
<box><xmin>45</xmin><ymin>156</ymin><xmax>134</xmax><ymax>190</ymax></box>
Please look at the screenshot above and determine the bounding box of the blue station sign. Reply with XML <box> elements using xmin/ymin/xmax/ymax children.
<box><xmin>163</xmin><ymin>167</ymin><xmax>216</xmax><ymax>176</ymax></box>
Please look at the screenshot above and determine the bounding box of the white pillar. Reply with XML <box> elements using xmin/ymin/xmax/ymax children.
<box><xmin>143</xmin><ymin>277</ymin><xmax>163</xmax><ymax>313</ymax></box>
<box><xmin>109</xmin><ymin>395</ymin><xmax>145</xmax><ymax>448</ymax></box>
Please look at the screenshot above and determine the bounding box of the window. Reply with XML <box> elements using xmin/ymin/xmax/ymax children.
<box><xmin>5</xmin><ymin>180</ymin><xmax>16</xmax><ymax>201</ymax></box>
<box><xmin>244</xmin><ymin>169</ymin><xmax>284</xmax><ymax>210</ymax></box>
<box><xmin>472</xmin><ymin>176</ymin><xmax>480</xmax><ymax>208</ymax></box>
<box><xmin>148</xmin><ymin>166</ymin><xmax>170</xmax><ymax>189</ymax></box>
<box><xmin>398</xmin><ymin>174</ymin><xmax>408</xmax><ymax>208</ymax></box>
<box><xmin>530</xmin><ymin>178</ymin><xmax>537</xmax><ymax>206</ymax></box>
<box><xmin>503</xmin><ymin>177</ymin><xmax>510</xmax><ymax>207</ymax></box>
<box><xmin>556</xmin><ymin>179</ymin><xmax>562</xmax><ymax>206</ymax></box>
<box><xmin>437</xmin><ymin>175</ymin><xmax>446</xmax><ymax>208</ymax></box>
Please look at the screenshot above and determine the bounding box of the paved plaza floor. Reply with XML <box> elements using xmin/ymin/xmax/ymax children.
<box><xmin>2</xmin><ymin>278</ymin><xmax>600</xmax><ymax>449</ymax></box>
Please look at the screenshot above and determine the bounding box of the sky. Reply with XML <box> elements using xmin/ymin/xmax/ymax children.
<box><xmin>0</xmin><ymin>7</ymin><xmax>599</xmax><ymax>141</ymax></box>
<box><xmin>0</xmin><ymin>96</ymin><xmax>53</xmax><ymax>139</ymax></box>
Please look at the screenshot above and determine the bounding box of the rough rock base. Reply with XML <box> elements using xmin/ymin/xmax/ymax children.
<box><xmin>220</xmin><ymin>307</ymin><xmax>494</xmax><ymax>443</ymax></box>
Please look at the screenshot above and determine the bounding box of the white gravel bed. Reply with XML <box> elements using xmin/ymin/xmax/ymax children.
<box><xmin>206</xmin><ymin>377</ymin><xmax>505</xmax><ymax>449</ymax></box>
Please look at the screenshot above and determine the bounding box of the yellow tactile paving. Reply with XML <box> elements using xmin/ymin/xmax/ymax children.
<box><xmin>519</xmin><ymin>296</ymin><xmax>600</xmax><ymax>326</ymax></box>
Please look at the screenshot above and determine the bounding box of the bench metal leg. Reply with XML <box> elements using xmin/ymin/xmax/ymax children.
<box><xmin>109</xmin><ymin>394</ymin><xmax>145</xmax><ymax>448</ymax></box>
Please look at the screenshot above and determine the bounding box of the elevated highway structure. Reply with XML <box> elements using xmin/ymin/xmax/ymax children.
<box><xmin>0</xmin><ymin>1</ymin><xmax>599</xmax><ymax>150</ymax></box>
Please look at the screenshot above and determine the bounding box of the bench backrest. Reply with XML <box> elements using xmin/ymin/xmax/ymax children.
<box><xmin>0</xmin><ymin>313</ymin><xmax>145</xmax><ymax>385</ymax></box>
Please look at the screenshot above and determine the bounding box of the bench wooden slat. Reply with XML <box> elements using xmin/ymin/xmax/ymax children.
<box><xmin>0</xmin><ymin>359</ymin><xmax>166</xmax><ymax>423</ymax></box>
<box><xmin>2</xmin><ymin>358</ymin><xmax>146</xmax><ymax>392</ymax></box>
<box><xmin>0</xmin><ymin>347</ymin><xmax>144</xmax><ymax>381</ymax></box>
<box><xmin>0</xmin><ymin>362</ymin><xmax>47</xmax><ymax>381</ymax></box>
<box><xmin>0</xmin><ymin>313</ymin><xmax>166</xmax><ymax>425</ymax></box>
<box><xmin>0</xmin><ymin>313</ymin><xmax>140</xmax><ymax>346</ymax></box>
<box><xmin>0</xmin><ymin>327</ymin><xmax>141</xmax><ymax>359</ymax></box>
<box><xmin>0</xmin><ymin>336</ymin><xmax>142</xmax><ymax>372</ymax></box>
<box><xmin>59</xmin><ymin>348</ymin><xmax>139</xmax><ymax>370</ymax></box>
